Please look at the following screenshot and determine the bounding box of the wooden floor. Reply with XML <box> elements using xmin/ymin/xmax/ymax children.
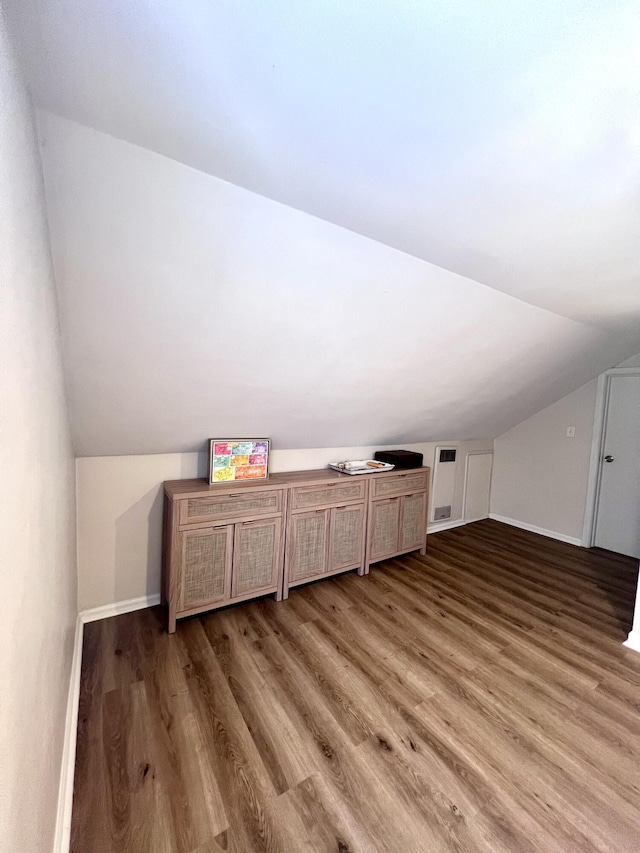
<box><xmin>72</xmin><ymin>520</ymin><xmax>640</xmax><ymax>853</ymax></box>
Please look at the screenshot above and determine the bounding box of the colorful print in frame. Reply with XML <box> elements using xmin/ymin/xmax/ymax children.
<box><xmin>208</xmin><ymin>439</ymin><xmax>270</xmax><ymax>484</ymax></box>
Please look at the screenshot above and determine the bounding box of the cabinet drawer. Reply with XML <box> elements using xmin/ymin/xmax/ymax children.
<box><xmin>372</xmin><ymin>472</ymin><xmax>428</xmax><ymax>499</ymax></box>
<box><xmin>291</xmin><ymin>479</ymin><xmax>366</xmax><ymax>510</ymax></box>
<box><xmin>179</xmin><ymin>489</ymin><xmax>283</xmax><ymax>525</ymax></box>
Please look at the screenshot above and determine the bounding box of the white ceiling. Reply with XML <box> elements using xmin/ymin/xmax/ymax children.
<box><xmin>4</xmin><ymin>1</ymin><xmax>640</xmax><ymax>455</ymax></box>
<box><xmin>7</xmin><ymin>0</ymin><xmax>640</xmax><ymax>330</ymax></box>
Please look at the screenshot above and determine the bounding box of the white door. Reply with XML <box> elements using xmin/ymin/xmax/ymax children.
<box><xmin>463</xmin><ymin>452</ymin><xmax>493</xmax><ymax>522</ymax></box>
<box><xmin>594</xmin><ymin>375</ymin><xmax>640</xmax><ymax>558</ymax></box>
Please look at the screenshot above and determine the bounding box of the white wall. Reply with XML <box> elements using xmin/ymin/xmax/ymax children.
<box><xmin>0</xmin><ymin>10</ymin><xmax>77</xmax><ymax>853</ymax></box>
<box><xmin>618</xmin><ymin>353</ymin><xmax>640</xmax><ymax>369</ymax></box>
<box><xmin>490</xmin><ymin>352</ymin><xmax>640</xmax><ymax>544</ymax></box>
<box><xmin>37</xmin><ymin>111</ymin><xmax>637</xmax><ymax>459</ymax></box>
<box><xmin>77</xmin><ymin>440</ymin><xmax>492</xmax><ymax>611</ymax></box>
<box><xmin>490</xmin><ymin>380</ymin><xmax>598</xmax><ymax>543</ymax></box>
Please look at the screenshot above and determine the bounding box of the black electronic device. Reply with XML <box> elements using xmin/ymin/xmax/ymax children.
<box><xmin>373</xmin><ymin>449</ymin><xmax>423</xmax><ymax>469</ymax></box>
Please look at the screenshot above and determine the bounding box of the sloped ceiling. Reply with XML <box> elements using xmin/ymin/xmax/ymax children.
<box><xmin>4</xmin><ymin>1</ymin><xmax>640</xmax><ymax>455</ymax></box>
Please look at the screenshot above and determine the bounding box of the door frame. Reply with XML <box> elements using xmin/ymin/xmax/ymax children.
<box><xmin>582</xmin><ymin>366</ymin><xmax>640</xmax><ymax>547</ymax></box>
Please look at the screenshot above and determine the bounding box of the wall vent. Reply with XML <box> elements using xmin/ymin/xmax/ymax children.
<box><xmin>431</xmin><ymin>445</ymin><xmax>458</xmax><ymax>522</ymax></box>
<box><xmin>434</xmin><ymin>505</ymin><xmax>452</xmax><ymax>521</ymax></box>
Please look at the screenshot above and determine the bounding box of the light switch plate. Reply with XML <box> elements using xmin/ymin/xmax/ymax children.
<box><xmin>566</xmin><ymin>426</ymin><xmax>576</xmax><ymax>438</ymax></box>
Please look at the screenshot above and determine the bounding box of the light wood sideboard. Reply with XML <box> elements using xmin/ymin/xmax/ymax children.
<box><xmin>284</xmin><ymin>475</ymin><xmax>367</xmax><ymax>598</ymax></box>
<box><xmin>163</xmin><ymin>477</ymin><xmax>287</xmax><ymax>633</ymax></box>
<box><xmin>163</xmin><ymin>467</ymin><xmax>429</xmax><ymax>632</ymax></box>
<box><xmin>364</xmin><ymin>468</ymin><xmax>429</xmax><ymax>572</ymax></box>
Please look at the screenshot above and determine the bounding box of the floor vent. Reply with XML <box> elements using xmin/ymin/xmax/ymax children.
<box><xmin>434</xmin><ymin>505</ymin><xmax>452</xmax><ymax>521</ymax></box>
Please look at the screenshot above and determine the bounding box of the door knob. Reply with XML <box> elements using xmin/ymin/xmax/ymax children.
<box><xmin>604</xmin><ymin>455</ymin><xmax>614</xmax><ymax>463</ymax></box>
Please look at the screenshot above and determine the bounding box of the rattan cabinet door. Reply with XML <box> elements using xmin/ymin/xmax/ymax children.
<box><xmin>232</xmin><ymin>517</ymin><xmax>282</xmax><ymax>598</ymax></box>
<box><xmin>287</xmin><ymin>509</ymin><xmax>330</xmax><ymax>582</ymax></box>
<box><xmin>179</xmin><ymin>525</ymin><xmax>233</xmax><ymax>611</ymax></box>
<box><xmin>329</xmin><ymin>505</ymin><xmax>365</xmax><ymax>571</ymax></box>
<box><xmin>368</xmin><ymin>498</ymin><xmax>400</xmax><ymax>561</ymax></box>
<box><xmin>399</xmin><ymin>493</ymin><xmax>427</xmax><ymax>552</ymax></box>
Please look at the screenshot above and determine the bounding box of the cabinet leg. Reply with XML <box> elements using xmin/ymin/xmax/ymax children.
<box><xmin>420</xmin><ymin>544</ymin><xmax>427</xmax><ymax>556</ymax></box>
<box><xmin>168</xmin><ymin>609</ymin><xmax>177</xmax><ymax>634</ymax></box>
<box><xmin>275</xmin><ymin>588</ymin><xmax>283</xmax><ymax>602</ymax></box>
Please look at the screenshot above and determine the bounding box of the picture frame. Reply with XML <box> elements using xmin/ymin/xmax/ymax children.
<box><xmin>208</xmin><ymin>438</ymin><xmax>270</xmax><ymax>484</ymax></box>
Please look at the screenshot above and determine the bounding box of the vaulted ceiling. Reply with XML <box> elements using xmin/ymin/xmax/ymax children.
<box><xmin>5</xmin><ymin>0</ymin><xmax>640</xmax><ymax>455</ymax></box>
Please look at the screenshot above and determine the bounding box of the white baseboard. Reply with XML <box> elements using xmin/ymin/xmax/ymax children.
<box><xmin>53</xmin><ymin>615</ymin><xmax>83</xmax><ymax>853</ymax></box>
<box><xmin>54</xmin><ymin>593</ymin><xmax>161</xmax><ymax>851</ymax></box>
<box><xmin>79</xmin><ymin>593</ymin><xmax>161</xmax><ymax>624</ymax></box>
<box><xmin>488</xmin><ymin>513</ymin><xmax>582</xmax><ymax>547</ymax></box>
<box><xmin>428</xmin><ymin>518</ymin><xmax>470</xmax><ymax>534</ymax></box>
<box><xmin>623</xmin><ymin>630</ymin><xmax>640</xmax><ymax>654</ymax></box>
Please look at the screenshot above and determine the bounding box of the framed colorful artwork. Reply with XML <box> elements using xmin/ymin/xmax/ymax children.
<box><xmin>208</xmin><ymin>438</ymin><xmax>271</xmax><ymax>484</ymax></box>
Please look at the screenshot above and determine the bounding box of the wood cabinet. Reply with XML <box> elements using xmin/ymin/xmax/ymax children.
<box><xmin>179</xmin><ymin>525</ymin><xmax>233</xmax><ymax>611</ymax></box>
<box><xmin>287</xmin><ymin>509</ymin><xmax>330</xmax><ymax>583</ymax></box>
<box><xmin>163</xmin><ymin>479</ymin><xmax>287</xmax><ymax>633</ymax></box>
<box><xmin>232</xmin><ymin>517</ymin><xmax>282</xmax><ymax>598</ymax></box>
<box><xmin>329</xmin><ymin>504</ymin><xmax>366</xmax><ymax>570</ymax></box>
<box><xmin>368</xmin><ymin>498</ymin><xmax>401</xmax><ymax>561</ymax></box>
<box><xmin>365</xmin><ymin>469</ymin><xmax>429</xmax><ymax>573</ymax></box>
<box><xmin>284</xmin><ymin>482</ymin><xmax>366</xmax><ymax>596</ymax></box>
<box><xmin>399</xmin><ymin>492</ymin><xmax>428</xmax><ymax>551</ymax></box>
<box><xmin>163</xmin><ymin>466</ymin><xmax>429</xmax><ymax>632</ymax></box>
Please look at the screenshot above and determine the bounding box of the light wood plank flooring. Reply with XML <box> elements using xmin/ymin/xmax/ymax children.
<box><xmin>72</xmin><ymin>520</ymin><xmax>640</xmax><ymax>852</ymax></box>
